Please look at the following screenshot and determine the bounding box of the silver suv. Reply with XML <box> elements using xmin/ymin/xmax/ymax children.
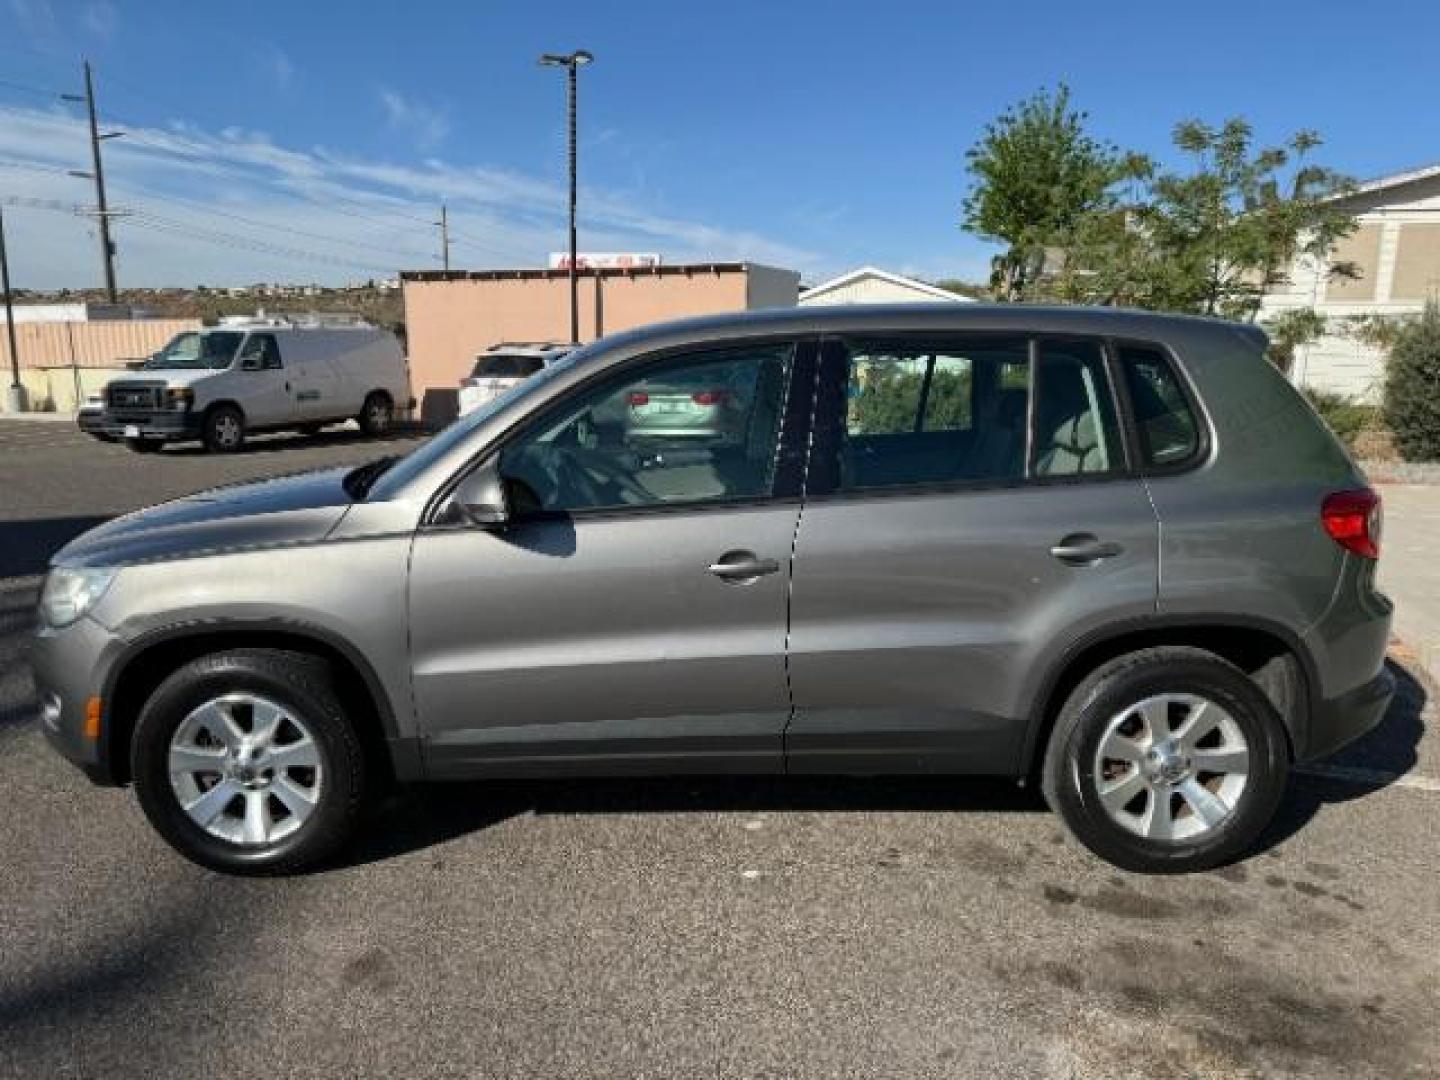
<box><xmin>30</xmin><ymin>306</ymin><xmax>1394</xmax><ymax>875</ymax></box>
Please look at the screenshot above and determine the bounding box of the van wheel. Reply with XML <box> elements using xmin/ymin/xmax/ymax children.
<box><xmin>1041</xmin><ymin>647</ymin><xmax>1289</xmax><ymax>874</ymax></box>
<box><xmin>130</xmin><ymin>649</ymin><xmax>366</xmax><ymax>875</ymax></box>
<box><xmin>124</xmin><ymin>438</ymin><xmax>162</xmax><ymax>454</ymax></box>
<box><xmin>358</xmin><ymin>392</ymin><xmax>393</xmax><ymax>436</ymax></box>
<box><xmin>203</xmin><ymin>405</ymin><xmax>245</xmax><ymax>453</ymax></box>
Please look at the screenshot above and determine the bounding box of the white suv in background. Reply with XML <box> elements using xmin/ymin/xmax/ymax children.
<box><xmin>458</xmin><ymin>342</ymin><xmax>573</xmax><ymax>416</ymax></box>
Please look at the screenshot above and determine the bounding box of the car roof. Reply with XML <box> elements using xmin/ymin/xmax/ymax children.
<box><xmin>581</xmin><ymin>303</ymin><xmax>1269</xmax><ymax>354</ymax></box>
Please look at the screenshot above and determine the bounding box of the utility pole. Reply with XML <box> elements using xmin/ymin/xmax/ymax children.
<box><xmin>1</xmin><ymin>206</ymin><xmax>26</xmax><ymax>413</ymax></box>
<box><xmin>436</xmin><ymin>203</ymin><xmax>451</xmax><ymax>272</ymax></box>
<box><xmin>539</xmin><ymin>49</ymin><xmax>593</xmax><ymax>344</ymax></box>
<box><xmin>63</xmin><ymin>61</ymin><xmax>123</xmax><ymax>303</ymax></box>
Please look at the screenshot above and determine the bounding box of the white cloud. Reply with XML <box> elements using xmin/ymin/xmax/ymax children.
<box><xmin>0</xmin><ymin>103</ymin><xmax>823</xmax><ymax>288</ymax></box>
<box><xmin>378</xmin><ymin>89</ymin><xmax>449</xmax><ymax>152</ymax></box>
<box><xmin>80</xmin><ymin>0</ymin><xmax>117</xmax><ymax>38</ymax></box>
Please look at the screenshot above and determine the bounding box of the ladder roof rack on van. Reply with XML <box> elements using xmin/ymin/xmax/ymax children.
<box><xmin>214</xmin><ymin>312</ymin><xmax>377</xmax><ymax>330</ymax></box>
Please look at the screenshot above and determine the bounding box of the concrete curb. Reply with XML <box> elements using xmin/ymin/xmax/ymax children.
<box><xmin>0</xmin><ymin>411</ymin><xmax>78</xmax><ymax>423</ymax></box>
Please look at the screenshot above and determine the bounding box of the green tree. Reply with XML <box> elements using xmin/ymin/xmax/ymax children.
<box><xmin>1053</xmin><ymin>121</ymin><xmax>1357</xmax><ymax>321</ymax></box>
<box><xmin>962</xmin><ymin>85</ymin><xmax>1136</xmax><ymax>301</ymax></box>
<box><xmin>1383</xmin><ymin>301</ymin><xmax>1440</xmax><ymax>462</ymax></box>
<box><xmin>1262</xmin><ymin>307</ymin><xmax>1327</xmax><ymax>373</ymax></box>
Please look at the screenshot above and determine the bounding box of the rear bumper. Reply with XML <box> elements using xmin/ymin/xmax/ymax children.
<box><xmin>97</xmin><ymin>410</ymin><xmax>201</xmax><ymax>441</ymax></box>
<box><xmin>1302</xmin><ymin>664</ymin><xmax>1395</xmax><ymax>763</ymax></box>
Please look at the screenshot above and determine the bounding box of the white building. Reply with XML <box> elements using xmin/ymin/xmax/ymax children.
<box><xmin>1261</xmin><ymin>164</ymin><xmax>1440</xmax><ymax>400</ymax></box>
<box><xmin>799</xmin><ymin>266</ymin><xmax>973</xmax><ymax>306</ymax></box>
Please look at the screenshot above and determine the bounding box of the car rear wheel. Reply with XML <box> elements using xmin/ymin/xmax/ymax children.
<box><xmin>202</xmin><ymin>404</ymin><xmax>245</xmax><ymax>453</ymax></box>
<box><xmin>357</xmin><ymin>392</ymin><xmax>392</xmax><ymax>436</ymax></box>
<box><xmin>131</xmin><ymin>649</ymin><xmax>366</xmax><ymax>874</ymax></box>
<box><xmin>1042</xmin><ymin>646</ymin><xmax>1290</xmax><ymax>874</ymax></box>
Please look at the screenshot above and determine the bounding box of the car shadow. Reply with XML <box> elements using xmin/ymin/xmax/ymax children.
<box><xmin>1254</xmin><ymin>657</ymin><xmax>1427</xmax><ymax>855</ymax></box>
<box><xmin>159</xmin><ymin>423</ymin><xmax>431</xmax><ymax>458</ymax></box>
<box><xmin>328</xmin><ymin>773</ymin><xmax>1047</xmax><ymax>873</ymax></box>
<box><xmin>328</xmin><ymin>657</ymin><xmax>1429</xmax><ymax>874</ymax></box>
<box><xmin>0</xmin><ymin>516</ymin><xmax>113</xmax><ymax>578</ymax></box>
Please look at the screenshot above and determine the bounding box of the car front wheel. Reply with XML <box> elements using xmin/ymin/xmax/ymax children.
<box><xmin>1042</xmin><ymin>646</ymin><xmax>1290</xmax><ymax>874</ymax></box>
<box><xmin>131</xmin><ymin>649</ymin><xmax>366</xmax><ymax>874</ymax></box>
<box><xmin>202</xmin><ymin>405</ymin><xmax>245</xmax><ymax>453</ymax></box>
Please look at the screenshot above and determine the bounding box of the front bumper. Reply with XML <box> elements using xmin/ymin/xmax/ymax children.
<box><xmin>76</xmin><ymin>410</ymin><xmax>108</xmax><ymax>435</ymax></box>
<box><xmin>29</xmin><ymin>615</ymin><xmax>127</xmax><ymax>785</ymax></box>
<box><xmin>96</xmin><ymin>410</ymin><xmax>202</xmax><ymax>442</ymax></box>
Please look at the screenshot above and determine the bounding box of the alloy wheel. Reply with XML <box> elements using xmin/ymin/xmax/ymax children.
<box><xmin>168</xmin><ymin>693</ymin><xmax>323</xmax><ymax>846</ymax></box>
<box><xmin>1091</xmin><ymin>693</ymin><xmax>1250</xmax><ymax>842</ymax></box>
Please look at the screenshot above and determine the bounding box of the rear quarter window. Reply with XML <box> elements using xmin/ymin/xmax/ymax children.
<box><xmin>1117</xmin><ymin>345</ymin><xmax>1201</xmax><ymax>468</ymax></box>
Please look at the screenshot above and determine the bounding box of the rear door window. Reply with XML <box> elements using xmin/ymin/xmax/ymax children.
<box><xmin>1117</xmin><ymin>345</ymin><xmax>1200</xmax><ymax>467</ymax></box>
<box><xmin>831</xmin><ymin>338</ymin><xmax>1031</xmax><ymax>490</ymax></box>
<box><xmin>1031</xmin><ymin>340</ymin><xmax>1124</xmax><ymax>477</ymax></box>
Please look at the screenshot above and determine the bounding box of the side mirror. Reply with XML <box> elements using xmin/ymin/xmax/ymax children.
<box><xmin>450</xmin><ymin>459</ymin><xmax>510</xmax><ymax>527</ymax></box>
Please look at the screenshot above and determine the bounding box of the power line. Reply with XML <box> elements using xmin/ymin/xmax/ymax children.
<box><xmin>0</xmin><ymin>76</ymin><xmax>63</xmax><ymax>99</ymax></box>
<box><xmin>112</xmin><ymin>183</ymin><xmax>437</xmax><ymax>263</ymax></box>
<box><xmin>127</xmin><ymin>210</ymin><xmax>399</xmax><ymax>274</ymax></box>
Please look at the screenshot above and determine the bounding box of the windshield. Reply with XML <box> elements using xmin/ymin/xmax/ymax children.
<box><xmin>365</xmin><ymin>346</ymin><xmax>591</xmax><ymax>501</ymax></box>
<box><xmin>144</xmin><ymin>331</ymin><xmax>245</xmax><ymax>370</ymax></box>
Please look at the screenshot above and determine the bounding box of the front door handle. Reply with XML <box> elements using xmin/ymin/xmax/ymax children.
<box><xmin>708</xmin><ymin>551</ymin><xmax>780</xmax><ymax>583</ymax></box>
<box><xmin>1050</xmin><ymin>534</ymin><xmax>1124</xmax><ymax>565</ymax></box>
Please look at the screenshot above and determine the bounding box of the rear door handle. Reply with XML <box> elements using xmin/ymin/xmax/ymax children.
<box><xmin>708</xmin><ymin>551</ymin><xmax>780</xmax><ymax>582</ymax></box>
<box><xmin>1050</xmin><ymin>534</ymin><xmax>1124</xmax><ymax>565</ymax></box>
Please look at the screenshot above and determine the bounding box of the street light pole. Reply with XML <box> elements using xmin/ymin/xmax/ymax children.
<box><xmin>539</xmin><ymin>49</ymin><xmax>593</xmax><ymax>345</ymax></box>
<box><xmin>0</xmin><ymin>206</ymin><xmax>27</xmax><ymax>413</ymax></box>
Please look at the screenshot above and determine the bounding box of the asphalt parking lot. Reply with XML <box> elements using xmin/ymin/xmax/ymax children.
<box><xmin>0</xmin><ymin>419</ymin><xmax>1436</xmax><ymax>1079</ymax></box>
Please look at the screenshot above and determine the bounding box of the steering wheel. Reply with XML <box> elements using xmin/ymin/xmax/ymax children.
<box><xmin>560</xmin><ymin>449</ymin><xmax>654</xmax><ymax>506</ymax></box>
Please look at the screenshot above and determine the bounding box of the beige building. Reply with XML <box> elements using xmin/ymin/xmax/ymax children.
<box><xmin>402</xmin><ymin>262</ymin><xmax>798</xmax><ymax>422</ymax></box>
<box><xmin>1261</xmin><ymin>164</ymin><xmax>1440</xmax><ymax>399</ymax></box>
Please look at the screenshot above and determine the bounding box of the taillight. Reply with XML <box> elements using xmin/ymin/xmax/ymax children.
<box><xmin>1321</xmin><ymin>488</ymin><xmax>1381</xmax><ymax>559</ymax></box>
<box><xmin>627</xmin><ymin>391</ymin><xmax>650</xmax><ymax>407</ymax></box>
<box><xmin>691</xmin><ymin>390</ymin><xmax>727</xmax><ymax>406</ymax></box>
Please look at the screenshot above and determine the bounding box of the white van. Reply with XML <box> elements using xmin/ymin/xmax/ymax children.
<box><xmin>98</xmin><ymin>316</ymin><xmax>413</xmax><ymax>453</ymax></box>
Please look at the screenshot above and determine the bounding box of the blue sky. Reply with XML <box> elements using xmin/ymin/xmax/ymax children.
<box><xmin>1</xmin><ymin>0</ymin><xmax>1437</xmax><ymax>289</ymax></box>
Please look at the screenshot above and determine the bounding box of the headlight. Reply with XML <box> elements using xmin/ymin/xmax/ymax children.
<box><xmin>39</xmin><ymin>567</ymin><xmax>117</xmax><ymax>628</ymax></box>
<box><xmin>165</xmin><ymin>387</ymin><xmax>195</xmax><ymax>411</ymax></box>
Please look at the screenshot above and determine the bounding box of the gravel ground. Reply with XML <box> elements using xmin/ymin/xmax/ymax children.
<box><xmin>0</xmin><ymin>420</ymin><xmax>1436</xmax><ymax>1080</ymax></box>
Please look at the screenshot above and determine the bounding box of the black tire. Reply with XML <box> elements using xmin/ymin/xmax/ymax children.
<box><xmin>1041</xmin><ymin>646</ymin><xmax>1290</xmax><ymax>874</ymax></box>
<box><xmin>131</xmin><ymin>649</ymin><xmax>367</xmax><ymax>875</ymax></box>
<box><xmin>357</xmin><ymin>391</ymin><xmax>393</xmax><ymax>437</ymax></box>
<box><xmin>202</xmin><ymin>404</ymin><xmax>245</xmax><ymax>453</ymax></box>
<box><xmin>124</xmin><ymin>438</ymin><xmax>162</xmax><ymax>453</ymax></box>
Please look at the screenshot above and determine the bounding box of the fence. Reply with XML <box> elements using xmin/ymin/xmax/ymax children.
<box><xmin>1</xmin><ymin>318</ymin><xmax>200</xmax><ymax>412</ymax></box>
